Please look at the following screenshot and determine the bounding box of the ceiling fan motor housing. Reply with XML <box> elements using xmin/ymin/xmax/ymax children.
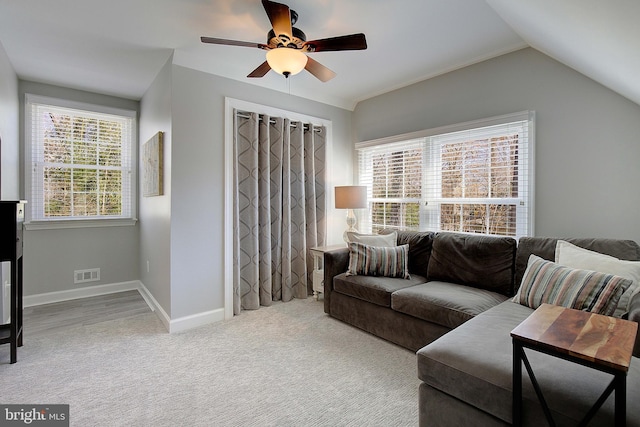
<box><xmin>268</xmin><ymin>27</ymin><xmax>307</xmax><ymax>49</ymax></box>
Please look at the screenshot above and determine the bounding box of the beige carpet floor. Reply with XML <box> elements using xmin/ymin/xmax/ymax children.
<box><xmin>1</xmin><ymin>296</ymin><xmax>419</xmax><ymax>426</ymax></box>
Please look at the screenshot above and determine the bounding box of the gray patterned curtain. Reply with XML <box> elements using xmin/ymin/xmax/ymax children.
<box><xmin>233</xmin><ymin>110</ymin><xmax>326</xmax><ymax>314</ymax></box>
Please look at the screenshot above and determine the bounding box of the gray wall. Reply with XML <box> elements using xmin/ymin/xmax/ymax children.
<box><xmin>0</xmin><ymin>41</ymin><xmax>19</xmax><ymax>199</ymax></box>
<box><xmin>0</xmin><ymin>41</ymin><xmax>19</xmax><ymax>322</ymax></box>
<box><xmin>139</xmin><ymin>57</ymin><xmax>172</xmax><ymax>316</ymax></box>
<box><xmin>160</xmin><ymin>65</ymin><xmax>353</xmax><ymax>319</ymax></box>
<box><xmin>353</xmin><ymin>48</ymin><xmax>640</xmax><ymax>244</ymax></box>
<box><xmin>18</xmin><ymin>81</ymin><xmax>141</xmax><ymax>296</ymax></box>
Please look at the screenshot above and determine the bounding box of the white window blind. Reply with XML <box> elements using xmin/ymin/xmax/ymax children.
<box><xmin>358</xmin><ymin>139</ymin><xmax>424</xmax><ymax>233</ymax></box>
<box><xmin>357</xmin><ymin>112</ymin><xmax>534</xmax><ymax>238</ymax></box>
<box><xmin>426</xmin><ymin>121</ymin><xmax>531</xmax><ymax>237</ymax></box>
<box><xmin>26</xmin><ymin>96</ymin><xmax>136</xmax><ymax>222</ymax></box>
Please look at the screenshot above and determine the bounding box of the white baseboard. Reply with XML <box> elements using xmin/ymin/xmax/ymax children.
<box><xmin>24</xmin><ymin>280</ymin><xmax>225</xmax><ymax>334</ymax></box>
<box><xmin>135</xmin><ymin>282</ymin><xmax>225</xmax><ymax>333</ymax></box>
<box><xmin>168</xmin><ymin>308</ymin><xmax>226</xmax><ymax>334</ymax></box>
<box><xmin>24</xmin><ymin>281</ymin><xmax>142</xmax><ymax>307</ymax></box>
<box><xmin>135</xmin><ymin>282</ymin><xmax>170</xmax><ymax>332</ymax></box>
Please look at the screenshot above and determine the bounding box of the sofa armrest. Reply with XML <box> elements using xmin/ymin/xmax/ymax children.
<box><xmin>628</xmin><ymin>291</ymin><xmax>640</xmax><ymax>357</ymax></box>
<box><xmin>323</xmin><ymin>247</ymin><xmax>349</xmax><ymax>314</ymax></box>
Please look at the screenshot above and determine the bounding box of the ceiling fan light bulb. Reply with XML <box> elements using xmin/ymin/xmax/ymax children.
<box><xmin>266</xmin><ymin>48</ymin><xmax>308</xmax><ymax>77</ymax></box>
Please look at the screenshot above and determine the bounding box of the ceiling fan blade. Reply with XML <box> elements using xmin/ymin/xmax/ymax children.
<box><xmin>305</xmin><ymin>57</ymin><xmax>336</xmax><ymax>82</ymax></box>
<box><xmin>247</xmin><ymin>61</ymin><xmax>272</xmax><ymax>78</ymax></box>
<box><xmin>262</xmin><ymin>0</ymin><xmax>292</xmax><ymax>41</ymax></box>
<box><xmin>303</xmin><ymin>33</ymin><xmax>367</xmax><ymax>52</ymax></box>
<box><xmin>201</xmin><ymin>37</ymin><xmax>268</xmax><ymax>50</ymax></box>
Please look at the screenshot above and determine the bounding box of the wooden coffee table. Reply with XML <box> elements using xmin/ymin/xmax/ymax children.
<box><xmin>511</xmin><ymin>303</ymin><xmax>637</xmax><ymax>427</ymax></box>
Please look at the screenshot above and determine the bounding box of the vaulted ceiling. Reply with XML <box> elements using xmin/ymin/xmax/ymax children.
<box><xmin>0</xmin><ymin>0</ymin><xmax>638</xmax><ymax>110</ymax></box>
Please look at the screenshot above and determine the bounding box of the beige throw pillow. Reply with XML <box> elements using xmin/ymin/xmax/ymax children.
<box><xmin>346</xmin><ymin>231</ymin><xmax>397</xmax><ymax>247</ymax></box>
<box><xmin>555</xmin><ymin>240</ymin><xmax>640</xmax><ymax>317</ymax></box>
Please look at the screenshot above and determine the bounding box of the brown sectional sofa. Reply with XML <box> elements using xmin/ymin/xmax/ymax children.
<box><xmin>323</xmin><ymin>231</ymin><xmax>640</xmax><ymax>426</ymax></box>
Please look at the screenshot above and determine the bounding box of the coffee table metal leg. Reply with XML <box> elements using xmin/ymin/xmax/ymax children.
<box><xmin>614</xmin><ymin>374</ymin><xmax>626</xmax><ymax>427</ymax></box>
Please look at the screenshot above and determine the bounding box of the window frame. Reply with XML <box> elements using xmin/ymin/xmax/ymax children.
<box><xmin>356</xmin><ymin>111</ymin><xmax>535</xmax><ymax>239</ymax></box>
<box><xmin>24</xmin><ymin>94</ymin><xmax>138</xmax><ymax>230</ymax></box>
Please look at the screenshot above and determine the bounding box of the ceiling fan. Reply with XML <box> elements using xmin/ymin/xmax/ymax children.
<box><xmin>201</xmin><ymin>0</ymin><xmax>367</xmax><ymax>82</ymax></box>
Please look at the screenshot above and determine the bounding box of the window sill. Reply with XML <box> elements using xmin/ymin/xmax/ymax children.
<box><xmin>24</xmin><ymin>218</ymin><xmax>138</xmax><ymax>231</ymax></box>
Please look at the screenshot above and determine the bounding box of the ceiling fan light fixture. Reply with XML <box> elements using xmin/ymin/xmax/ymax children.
<box><xmin>266</xmin><ymin>48</ymin><xmax>308</xmax><ymax>77</ymax></box>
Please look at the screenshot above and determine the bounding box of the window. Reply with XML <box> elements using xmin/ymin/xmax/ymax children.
<box><xmin>26</xmin><ymin>95</ymin><xmax>136</xmax><ymax>226</ymax></box>
<box><xmin>357</xmin><ymin>112</ymin><xmax>534</xmax><ymax>238</ymax></box>
<box><xmin>360</xmin><ymin>139</ymin><xmax>423</xmax><ymax>232</ymax></box>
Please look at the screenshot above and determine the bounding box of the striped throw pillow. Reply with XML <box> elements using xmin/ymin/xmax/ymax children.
<box><xmin>512</xmin><ymin>255</ymin><xmax>632</xmax><ymax>315</ymax></box>
<box><xmin>346</xmin><ymin>242</ymin><xmax>410</xmax><ymax>279</ymax></box>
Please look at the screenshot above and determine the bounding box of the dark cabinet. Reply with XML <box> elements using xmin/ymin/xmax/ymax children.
<box><xmin>0</xmin><ymin>200</ymin><xmax>26</xmax><ymax>363</ymax></box>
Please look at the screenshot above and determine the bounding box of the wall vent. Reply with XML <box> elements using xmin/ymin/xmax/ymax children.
<box><xmin>74</xmin><ymin>268</ymin><xmax>100</xmax><ymax>284</ymax></box>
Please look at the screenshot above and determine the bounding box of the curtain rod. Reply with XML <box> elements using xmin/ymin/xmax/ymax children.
<box><xmin>235</xmin><ymin>111</ymin><xmax>322</xmax><ymax>132</ymax></box>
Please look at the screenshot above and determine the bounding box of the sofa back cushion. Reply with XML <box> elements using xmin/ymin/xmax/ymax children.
<box><xmin>380</xmin><ymin>229</ymin><xmax>435</xmax><ymax>278</ymax></box>
<box><xmin>427</xmin><ymin>232</ymin><xmax>516</xmax><ymax>296</ymax></box>
<box><xmin>515</xmin><ymin>237</ymin><xmax>640</xmax><ymax>289</ymax></box>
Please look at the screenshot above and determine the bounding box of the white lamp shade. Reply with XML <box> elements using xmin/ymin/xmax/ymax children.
<box><xmin>335</xmin><ymin>186</ymin><xmax>368</xmax><ymax>209</ymax></box>
<box><xmin>266</xmin><ymin>48</ymin><xmax>308</xmax><ymax>76</ymax></box>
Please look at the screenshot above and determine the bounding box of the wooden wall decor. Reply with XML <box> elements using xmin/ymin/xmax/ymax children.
<box><xmin>143</xmin><ymin>131</ymin><xmax>163</xmax><ymax>197</ymax></box>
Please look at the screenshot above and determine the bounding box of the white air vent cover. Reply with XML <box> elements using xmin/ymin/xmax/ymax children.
<box><xmin>74</xmin><ymin>268</ymin><xmax>100</xmax><ymax>284</ymax></box>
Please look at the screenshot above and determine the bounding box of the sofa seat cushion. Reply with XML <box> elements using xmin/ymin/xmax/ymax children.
<box><xmin>417</xmin><ymin>300</ymin><xmax>640</xmax><ymax>425</ymax></box>
<box><xmin>333</xmin><ymin>272</ymin><xmax>427</xmax><ymax>307</ymax></box>
<box><xmin>392</xmin><ymin>281</ymin><xmax>509</xmax><ymax>329</ymax></box>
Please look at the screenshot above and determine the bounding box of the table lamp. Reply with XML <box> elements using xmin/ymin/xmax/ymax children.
<box><xmin>335</xmin><ymin>185</ymin><xmax>368</xmax><ymax>242</ymax></box>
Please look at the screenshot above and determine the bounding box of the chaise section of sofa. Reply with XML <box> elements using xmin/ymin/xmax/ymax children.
<box><xmin>417</xmin><ymin>236</ymin><xmax>640</xmax><ymax>426</ymax></box>
<box><xmin>418</xmin><ymin>299</ymin><xmax>640</xmax><ymax>426</ymax></box>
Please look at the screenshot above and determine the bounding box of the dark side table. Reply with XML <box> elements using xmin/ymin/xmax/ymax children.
<box><xmin>0</xmin><ymin>201</ymin><xmax>26</xmax><ymax>364</ymax></box>
<box><xmin>511</xmin><ymin>303</ymin><xmax>637</xmax><ymax>427</ymax></box>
